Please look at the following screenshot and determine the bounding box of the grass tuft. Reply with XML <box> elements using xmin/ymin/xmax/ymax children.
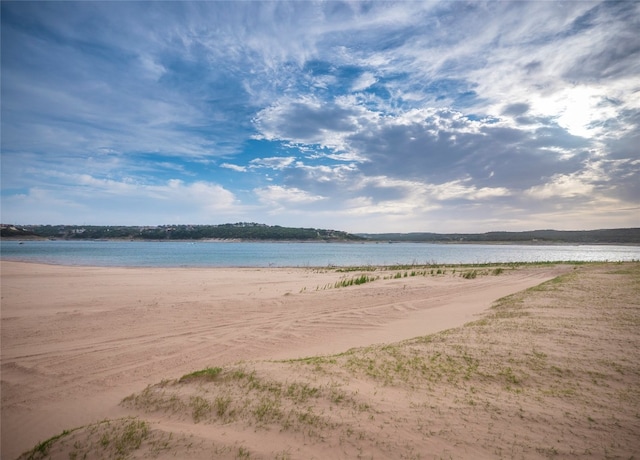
<box><xmin>19</xmin><ymin>417</ymin><xmax>151</xmax><ymax>460</ymax></box>
<box><xmin>179</xmin><ymin>366</ymin><xmax>223</xmax><ymax>383</ymax></box>
<box><xmin>334</xmin><ymin>274</ymin><xmax>379</xmax><ymax>288</ymax></box>
<box><xmin>20</xmin><ymin>429</ymin><xmax>76</xmax><ymax>460</ymax></box>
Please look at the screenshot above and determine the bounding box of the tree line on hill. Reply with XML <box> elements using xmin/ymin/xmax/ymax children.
<box><xmin>357</xmin><ymin>228</ymin><xmax>640</xmax><ymax>244</ymax></box>
<box><xmin>1</xmin><ymin>224</ymin><xmax>639</xmax><ymax>244</ymax></box>
<box><xmin>0</xmin><ymin>223</ymin><xmax>364</xmax><ymax>241</ymax></box>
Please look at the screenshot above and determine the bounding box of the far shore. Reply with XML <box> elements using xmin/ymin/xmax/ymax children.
<box><xmin>3</xmin><ymin>236</ymin><xmax>640</xmax><ymax>245</ymax></box>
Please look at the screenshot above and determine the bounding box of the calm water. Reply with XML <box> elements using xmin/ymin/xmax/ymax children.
<box><xmin>1</xmin><ymin>240</ymin><xmax>638</xmax><ymax>267</ymax></box>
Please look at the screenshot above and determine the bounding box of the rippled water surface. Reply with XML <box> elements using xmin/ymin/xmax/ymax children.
<box><xmin>1</xmin><ymin>240</ymin><xmax>638</xmax><ymax>267</ymax></box>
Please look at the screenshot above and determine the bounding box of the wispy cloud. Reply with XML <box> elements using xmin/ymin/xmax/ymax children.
<box><xmin>1</xmin><ymin>1</ymin><xmax>638</xmax><ymax>231</ymax></box>
<box><xmin>2</xmin><ymin>175</ymin><xmax>242</xmax><ymax>225</ymax></box>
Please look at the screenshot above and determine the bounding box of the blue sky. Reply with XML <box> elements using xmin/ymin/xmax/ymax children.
<box><xmin>1</xmin><ymin>1</ymin><xmax>639</xmax><ymax>232</ymax></box>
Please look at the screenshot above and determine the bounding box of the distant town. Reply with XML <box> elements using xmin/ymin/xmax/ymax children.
<box><xmin>2</xmin><ymin>223</ymin><xmax>639</xmax><ymax>244</ymax></box>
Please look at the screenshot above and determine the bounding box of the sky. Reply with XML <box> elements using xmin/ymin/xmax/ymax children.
<box><xmin>1</xmin><ymin>1</ymin><xmax>639</xmax><ymax>233</ymax></box>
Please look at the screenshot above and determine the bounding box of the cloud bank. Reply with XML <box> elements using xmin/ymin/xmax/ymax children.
<box><xmin>2</xmin><ymin>1</ymin><xmax>638</xmax><ymax>232</ymax></box>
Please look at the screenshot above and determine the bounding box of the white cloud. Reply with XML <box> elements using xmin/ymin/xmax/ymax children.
<box><xmin>254</xmin><ymin>185</ymin><xmax>325</xmax><ymax>209</ymax></box>
<box><xmin>350</xmin><ymin>175</ymin><xmax>511</xmax><ymax>204</ymax></box>
<box><xmin>426</xmin><ymin>179</ymin><xmax>511</xmax><ymax>201</ymax></box>
<box><xmin>249</xmin><ymin>157</ymin><xmax>296</xmax><ymax>170</ymax></box>
<box><xmin>221</xmin><ymin>163</ymin><xmax>247</xmax><ymax>172</ymax></box>
<box><xmin>351</xmin><ymin>72</ymin><xmax>377</xmax><ymax>92</ymax></box>
<box><xmin>293</xmin><ymin>163</ymin><xmax>359</xmax><ymax>184</ymax></box>
<box><xmin>525</xmin><ymin>172</ymin><xmax>595</xmax><ymax>200</ymax></box>
<box><xmin>460</xmin><ymin>3</ymin><xmax>640</xmax><ymax>141</ymax></box>
<box><xmin>2</xmin><ymin>176</ymin><xmax>242</xmax><ymax>225</ymax></box>
<box><xmin>523</xmin><ymin>158</ymin><xmax>626</xmax><ymax>202</ymax></box>
<box><xmin>2</xmin><ymin>1</ymin><xmax>638</xmax><ymax>232</ymax></box>
<box><xmin>341</xmin><ymin>195</ymin><xmax>430</xmax><ymax>217</ymax></box>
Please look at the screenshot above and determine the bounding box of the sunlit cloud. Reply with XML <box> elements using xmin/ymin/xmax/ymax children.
<box><xmin>1</xmin><ymin>1</ymin><xmax>638</xmax><ymax>231</ymax></box>
<box><xmin>220</xmin><ymin>163</ymin><xmax>247</xmax><ymax>173</ymax></box>
<box><xmin>254</xmin><ymin>185</ymin><xmax>326</xmax><ymax>211</ymax></box>
<box><xmin>249</xmin><ymin>157</ymin><xmax>297</xmax><ymax>170</ymax></box>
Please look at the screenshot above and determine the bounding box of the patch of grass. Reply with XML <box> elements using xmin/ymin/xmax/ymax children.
<box><xmin>280</xmin><ymin>354</ymin><xmax>340</xmax><ymax>373</ymax></box>
<box><xmin>336</xmin><ymin>266</ymin><xmax>378</xmax><ymax>272</ymax></box>
<box><xmin>20</xmin><ymin>428</ymin><xmax>77</xmax><ymax>460</ymax></box>
<box><xmin>286</xmin><ymin>381</ymin><xmax>320</xmax><ymax>403</ymax></box>
<box><xmin>274</xmin><ymin>449</ymin><xmax>293</xmax><ymax>460</ymax></box>
<box><xmin>20</xmin><ymin>418</ymin><xmax>152</xmax><ymax>460</ymax></box>
<box><xmin>334</xmin><ymin>274</ymin><xmax>379</xmax><ymax>288</ymax></box>
<box><xmin>237</xmin><ymin>445</ymin><xmax>252</xmax><ymax>458</ymax></box>
<box><xmin>214</xmin><ymin>395</ymin><xmax>233</xmax><ymax>417</ymax></box>
<box><xmin>527</xmin><ymin>273</ymin><xmax>573</xmax><ymax>292</ymax></box>
<box><xmin>228</xmin><ymin>367</ymin><xmax>249</xmax><ymax>380</ymax></box>
<box><xmin>179</xmin><ymin>366</ymin><xmax>223</xmax><ymax>382</ymax></box>
<box><xmin>121</xmin><ymin>384</ymin><xmax>185</xmax><ymax>413</ymax></box>
<box><xmin>253</xmin><ymin>397</ymin><xmax>283</xmax><ymax>423</ymax></box>
<box><xmin>465</xmin><ymin>318</ymin><xmax>490</xmax><ymax>327</ymax></box>
<box><xmin>491</xmin><ymin>310</ymin><xmax>531</xmax><ymax>319</ymax></box>
<box><xmin>461</xmin><ymin>270</ymin><xmax>478</xmax><ymax>279</ymax></box>
<box><xmin>189</xmin><ymin>395</ymin><xmax>211</xmax><ymax>422</ymax></box>
<box><xmin>499</xmin><ymin>366</ymin><xmax>522</xmax><ymax>386</ymax></box>
<box><xmin>341</xmin><ymin>340</ymin><xmax>481</xmax><ymax>387</ymax></box>
<box><xmin>490</xmin><ymin>291</ymin><xmax>526</xmax><ymax>312</ymax></box>
<box><xmin>329</xmin><ymin>385</ymin><xmax>347</xmax><ymax>404</ymax></box>
<box><xmin>112</xmin><ymin>418</ymin><xmax>149</xmax><ymax>456</ymax></box>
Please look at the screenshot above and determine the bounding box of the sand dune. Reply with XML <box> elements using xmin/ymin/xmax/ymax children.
<box><xmin>2</xmin><ymin>261</ymin><xmax>638</xmax><ymax>459</ymax></box>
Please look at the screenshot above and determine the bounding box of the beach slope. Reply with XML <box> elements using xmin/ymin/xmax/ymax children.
<box><xmin>2</xmin><ymin>262</ymin><xmax>638</xmax><ymax>458</ymax></box>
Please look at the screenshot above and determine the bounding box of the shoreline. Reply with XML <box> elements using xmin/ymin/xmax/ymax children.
<box><xmin>0</xmin><ymin>258</ymin><xmax>631</xmax><ymax>273</ymax></box>
<box><xmin>3</xmin><ymin>236</ymin><xmax>640</xmax><ymax>246</ymax></box>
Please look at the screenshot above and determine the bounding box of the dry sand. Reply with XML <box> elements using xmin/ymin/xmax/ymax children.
<box><xmin>1</xmin><ymin>261</ymin><xmax>638</xmax><ymax>459</ymax></box>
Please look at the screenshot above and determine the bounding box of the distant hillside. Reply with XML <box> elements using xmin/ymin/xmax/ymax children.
<box><xmin>357</xmin><ymin>228</ymin><xmax>640</xmax><ymax>244</ymax></box>
<box><xmin>0</xmin><ymin>223</ymin><xmax>364</xmax><ymax>242</ymax></box>
<box><xmin>3</xmin><ymin>224</ymin><xmax>639</xmax><ymax>244</ymax></box>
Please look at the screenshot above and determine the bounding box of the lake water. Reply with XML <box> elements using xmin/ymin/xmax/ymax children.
<box><xmin>1</xmin><ymin>240</ymin><xmax>638</xmax><ymax>267</ymax></box>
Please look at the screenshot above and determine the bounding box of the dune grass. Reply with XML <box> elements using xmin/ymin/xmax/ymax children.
<box><xmin>313</xmin><ymin>262</ymin><xmax>516</xmax><ymax>291</ymax></box>
<box><xmin>18</xmin><ymin>417</ymin><xmax>151</xmax><ymax>460</ymax></box>
<box><xmin>179</xmin><ymin>366</ymin><xmax>223</xmax><ymax>382</ymax></box>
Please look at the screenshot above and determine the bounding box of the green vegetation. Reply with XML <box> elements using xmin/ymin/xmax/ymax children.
<box><xmin>18</xmin><ymin>417</ymin><xmax>150</xmax><ymax>460</ymax></box>
<box><xmin>312</xmin><ymin>264</ymin><xmax>513</xmax><ymax>291</ymax></box>
<box><xmin>189</xmin><ymin>396</ymin><xmax>212</xmax><ymax>423</ymax></box>
<box><xmin>335</xmin><ymin>265</ymin><xmax>378</xmax><ymax>272</ymax></box>
<box><xmin>3</xmin><ymin>223</ymin><xmax>639</xmax><ymax>243</ymax></box>
<box><xmin>358</xmin><ymin>227</ymin><xmax>640</xmax><ymax>244</ymax></box>
<box><xmin>1</xmin><ymin>223</ymin><xmax>364</xmax><ymax>241</ymax></box>
<box><xmin>461</xmin><ymin>269</ymin><xmax>478</xmax><ymax>279</ymax></box>
<box><xmin>179</xmin><ymin>366</ymin><xmax>223</xmax><ymax>382</ymax></box>
<box><xmin>333</xmin><ymin>274</ymin><xmax>378</xmax><ymax>288</ymax></box>
<box><xmin>20</xmin><ymin>429</ymin><xmax>76</xmax><ymax>460</ymax></box>
<box><xmin>102</xmin><ymin>418</ymin><xmax>149</xmax><ymax>457</ymax></box>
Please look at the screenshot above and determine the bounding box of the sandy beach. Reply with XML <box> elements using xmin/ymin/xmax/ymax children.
<box><xmin>2</xmin><ymin>261</ymin><xmax>638</xmax><ymax>459</ymax></box>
